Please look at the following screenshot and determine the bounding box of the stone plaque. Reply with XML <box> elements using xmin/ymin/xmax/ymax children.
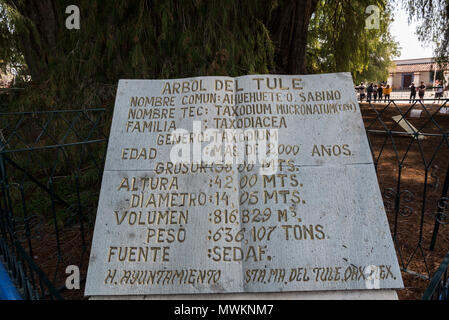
<box><xmin>85</xmin><ymin>73</ymin><xmax>403</xmax><ymax>296</ymax></box>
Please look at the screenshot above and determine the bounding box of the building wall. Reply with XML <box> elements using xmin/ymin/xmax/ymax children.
<box><xmin>392</xmin><ymin>74</ymin><xmax>402</xmax><ymax>89</ymax></box>
<box><xmin>420</xmin><ymin>71</ymin><xmax>431</xmax><ymax>85</ymax></box>
<box><xmin>389</xmin><ymin>58</ymin><xmax>449</xmax><ymax>90</ymax></box>
<box><xmin>390</xmin><ymin>71</ymin><xmax>435</xmax><ymax>89</ymax></box>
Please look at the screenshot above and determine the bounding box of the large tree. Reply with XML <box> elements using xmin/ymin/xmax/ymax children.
<box><xmin>0</xmin><ymin>0</ymin><xmax>321</xmax><ymax>107</ymax></box>
<box><xmin>1</xmin><ymin>0</ymin><xmax>403</xmax><ymax>108</ymax></box>
<box><xmin>1</xmin><ymin>1</ymin><xmax>320</xmax><ymax>77</ymax></box>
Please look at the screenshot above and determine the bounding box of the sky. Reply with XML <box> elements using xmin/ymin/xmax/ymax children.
<box><xmin>390</xmin><ymin>7</ymin><xmax>434</xmax><ymax>60</ymax></box>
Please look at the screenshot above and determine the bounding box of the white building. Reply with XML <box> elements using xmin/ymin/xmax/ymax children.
<box><xmin>388</xmin><ymin>57</ymin><xmax>449</xmax><ymax>90</ymax></box>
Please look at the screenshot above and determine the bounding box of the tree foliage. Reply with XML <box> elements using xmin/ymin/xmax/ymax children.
<box><xmin>4</xmin><ymin>0</ymin><xmax>277</xmax><ymax>80</ymax></box>
<box><xmin>0</xmin><ymin>0</ymin><xmax>399</xmax><ymax>109</ymax></box>
<box><xmin>307</xmin><ymin>0</ymin><xmax>399</xmax><ymax>83</ymax></box>
<box><xmin>0</xmin><ymin>2</ymin><xmax>24</xmax><ymax>74</ymax></box>
<box><xmin>405</xmin><ymin>0</ymin><xmax>449</xmax><ymax>63</ymax></box>
<box><xmin>0</xmin><ymin>0</ymin><xmax>282</xmax><ymax>108</ymax></box>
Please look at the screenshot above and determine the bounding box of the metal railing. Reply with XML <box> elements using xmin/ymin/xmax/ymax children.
<box><xmin>423</xmin><ymin>249</ymin><xmax>449</xmax><ymax>300</ymax></box>
<box><xmin>0</xmin><ymin>99</ymin><xmax>448</xmax><ymax>299</ymax></box>
<box><xmin>0</xmin><ymin>108</ymin><xmax>108</xmax><ymax>299</ymax></box>
<box><xmin>362</xmin><ymin>99</ymin><xmax>449</xmax><ymax>299</ymax></box>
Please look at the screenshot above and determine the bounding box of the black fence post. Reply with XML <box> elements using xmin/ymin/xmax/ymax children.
<box><xmin>429</xmin><ymin>162</ymin><xmax>449</xmax><ymax>251</ymax></box>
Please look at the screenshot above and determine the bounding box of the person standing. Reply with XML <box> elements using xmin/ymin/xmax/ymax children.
<box><xmin>358</xmin><ymin>82</ymin><xmax>366</xmax><ymax>102</ymax></box>
<box><xmin>409</xmin><ymin>83</ymin><xmax>416</xmax><ymax>103</ymax></box>
<box><xmin>384</xmin><ymin>84</ymin><xmax>392</xmax><ymax>102</ymax></box>
<box><xmin>367</xmin><ymin>83</ymin><xmax>374</xmax><ymax>103</ymax></box>
<box><xmin>373</xmin><ymin>84</ymin><xmax>378</xmax><ymax>102</ymax></box>
<box><xmin>435</xmin><ymin>80</ymin><xmax>444</xmax><ymax>103</ymax></box>
<box><xmin>377</xmin><ymin>83</ymin><xmax>383</xmax><ymax>102</ymax></box>
<box><xmin>418</xmin><ymin>81</ymin><xmax>426</xmax><ymax>103</ymax></box>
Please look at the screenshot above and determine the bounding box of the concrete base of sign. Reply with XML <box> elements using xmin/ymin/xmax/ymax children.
<box><xmin>89</xmin><ymin>289</ymin><xmax>398</xmax><ymax>300</ymax></box>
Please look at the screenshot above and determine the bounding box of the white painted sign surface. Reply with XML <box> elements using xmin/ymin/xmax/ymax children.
<box><xmin>85</xmin><ymin>73</ymin><xmax>403</xmax><ymax>296</ymax></box>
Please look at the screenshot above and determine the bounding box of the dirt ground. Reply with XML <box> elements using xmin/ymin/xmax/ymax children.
<box><xmin>361</xmin><ymin>101</ymin><xmax>449</xmax><ymax>300</ymax></box>
<box><xmin>13</xmin><ymin>101</ymin><xmax>449</xmax><ymax>300</ymax></box>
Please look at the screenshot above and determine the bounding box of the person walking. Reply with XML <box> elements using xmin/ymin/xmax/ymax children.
<box><xmin>384</xmin><ymin>84</ymin><xmax>392</xmax><ymax>102</ymax></box>
<box><xmin>377</xmin><ymin>83</ymin><xmax>383</xmax><ymax>102</ymax></box>
<box><xmin>409</xmin><ymin>83</ymin><xmax>416</xmax><ymax>103</ymax></box>
<box><xmin>418</xmin><ymin>81</ymin><xmax>426</xmax><ymax>103</ymax></box>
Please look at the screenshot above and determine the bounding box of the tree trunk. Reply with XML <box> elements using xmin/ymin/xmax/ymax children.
<box><xmin>268</xmin><ymin>0</ymin><xmax>319</xmax><ymax>74</ymax></box>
